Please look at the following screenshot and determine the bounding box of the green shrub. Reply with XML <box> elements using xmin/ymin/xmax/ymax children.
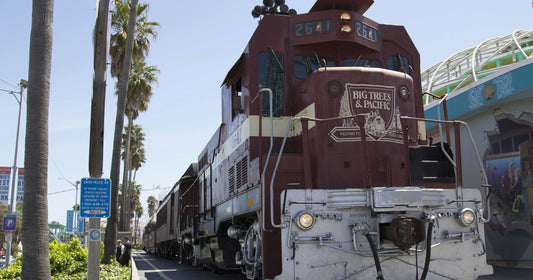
<box><xmin>0</xmin><ymin>257</ymin><xmax>22</xmax><ymax>279</ymax></box>
<box><xmin>0</xmin><ymin>239</ymin><xmax>130</xmax><ymax>279</ymax></box>
<box><xmin>49</xmin><ymin>239</ymin><xmax>87</xmax><ymax>276</ymax></box>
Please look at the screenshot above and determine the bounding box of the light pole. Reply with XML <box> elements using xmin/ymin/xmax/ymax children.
<box><xmin>59</xmin><ymin>178</ymin><xmax>81</xmax><ymax>234</ymax></box>
<box><xmin>0</xmin><ymin>79</ymin><xmax>27</xmax><ymax>268</ymax></box>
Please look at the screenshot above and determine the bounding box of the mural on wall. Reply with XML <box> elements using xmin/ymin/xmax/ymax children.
<box><xmin>484</xmin><ymin>108</ymin><xmax>533</xmax><ymax>237</ymax></box>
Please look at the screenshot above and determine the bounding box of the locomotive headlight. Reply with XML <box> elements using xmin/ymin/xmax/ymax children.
<box><xmin>399</xmin><ymin>86</ymin><xmax>410</xmax><ymax>100</ymax></box>
<box><xmin>296</xmin><ymin>211</ymin><xmax>315</xmax><ymax>230</ymax></box>
<box><xmin>341</xmin><ymin>24</ymin><xmax>352</xmax><ymax>33</ymax></box>
<box><xmin>339</xmin><ymin>12</ymin><xmax>352</xmax><ymax>34</ymax></box>
<box><xmin>340</xmin><ymin>12</ymin><xmax>352</xmax><ymax>22</ymax></box>
<box><xmin>459</xmin><ymin>208</ymin><xmax>476</xmax><ymax>226</ymax></box>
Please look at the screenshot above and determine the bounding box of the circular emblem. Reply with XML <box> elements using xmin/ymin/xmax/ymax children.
<box><xmin>89</xmin><ymin>229</ymin><xmax>101</xmax><ymax>241</ymax></box>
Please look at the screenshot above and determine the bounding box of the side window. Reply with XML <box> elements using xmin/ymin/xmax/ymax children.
<box><xmin>387</xmin><ymin>55</ymin><xmax>411</xmax><ymax>74</ymax></box>
<box><xmin>232</xmin><ymin>78</ymin><xmax>242</xmax><ymax>120</ymax></box>
<box><xmin>258</xmin><ymin>51</ymin><xmax>284</xmax><ymax>117</ymax></box>
<box><xmin>294</xmin><ymin>55</ymin><xmax>335</xmax><ymax>79</ymax></box>
<box><xmin>342</xmin><ymin>58</ymin><xmax>381</xmax><ymax>68</ymax></box>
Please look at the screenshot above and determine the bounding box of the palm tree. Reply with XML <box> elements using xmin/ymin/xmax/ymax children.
<box><xmin>130</xmin><ymin>144</ymin><xmax>146</xmax><ymax>181</ymax></box>
<box><xmin>109</xmin><ymin>0</ymin><xmax>159</xmax><ymax>80</ymax></box>
<box><xmin>134</xmin><ymin>204</ymin><xmax>143</xmax><ymax>244</ymax></box>
<box><xmin>119</xmin><ymin>61</ymin><xmax>158</xmax><ymax>231</ymax></box>
<box><xmin>104</xmin><ymin>0</ymin><xmax>140</xmax><ymax>264</ymax></box>
<box><xmin>21</xmin><ymin>0</ymin><xmax>53</xmax><ymax>278</ymax></box>
<box><xmin>117</xmin><ymin>181</ymin><xmax>142</xmax><ymax>231</ymax></box>
<box><xmin>105</xmin><ymin>0</ymin><xmax>159</xmax><ymax>263</ymax></box>
<box><xmin>147</xmin><ymin>195</ymin><xmax>158</xmax><ymax>218</ymax></box>
<box><xmin>120</xmin><ymin>123</ymin><xmax>147</xmax><ymax>230</ymax></box>
<box><xmin>121</xmin><ymin>124</ymin><xmax>146</xmax><ymax>181</ymax></box>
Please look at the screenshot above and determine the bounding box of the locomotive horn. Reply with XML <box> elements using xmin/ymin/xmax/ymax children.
<box><xmin>252</xmin><ymin>0</ymin><xmax>297</xmax><ymax>18</ymax></box>
<box><xmin>252</xmin><ymin>5</ymin><xmax>262</xmax><ymax>18</ymax></box>
<box><xmin>263</xmin><ymin>0</ymin><xmax>274</xmax><ymax>7</ymax></box>
<box><xmin>280</xmin><ymin>4</ymin><xmax>289</xmax><ymax>14</ymax></box>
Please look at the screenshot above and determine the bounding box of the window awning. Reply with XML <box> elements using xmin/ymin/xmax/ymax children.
<box><xmin>222</xmin><ymin>53</ymin><xmax>246</xmax><ymax>87</ymax></box>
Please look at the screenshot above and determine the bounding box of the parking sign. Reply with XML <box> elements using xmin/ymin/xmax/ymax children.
<box><xmin>3</xmin><ymin>214</ymin><xmax>17</xmax><ymax>231</ymax></box>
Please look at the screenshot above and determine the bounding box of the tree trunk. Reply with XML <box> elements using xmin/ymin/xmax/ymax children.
<box><xmin>21</xmin><ymin>0</ymin><xmax>54</xmax><ymax>278</ymax></box>
<box><xmin>104</xmin><ymin>0</ymin><xmax>138</xmax><ymax>263</ymax></box>
<box><xmin>120</xmin><ymin>114</ymin><xmax>133</xmax><ymax>231</ymax></box>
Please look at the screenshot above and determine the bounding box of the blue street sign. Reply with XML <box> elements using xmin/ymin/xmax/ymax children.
<box><xmin>3</xmin><ymin>214</ymin><xmax>17</xmax><ymax>231</ymax></box>
<box><xmin>78</xmin><ymin>213</ymin><xmax>84</xmax><ymax>233</ymax></box>
<box><xmin>80</xmin><ymin>178</ymin><xmax>111</xmax><ymax>218</ymax></box>
<box><xmin>66</xmin><ymin>210</ymin><xmax>74</xmax><ymax>232</ymax></box>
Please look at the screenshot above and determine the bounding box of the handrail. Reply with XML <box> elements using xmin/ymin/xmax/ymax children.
<box><xmin>401</xmin><ymin>116</ymin><xmax>491</xmax><ymax>223</ymax></box>
<box><xmin>258</xmin><ymin>88</ymin><xmax>279</xmax><ymax>231</ymax></box>
<box><xmin>267</xmin><ymin>114</ymin><xmax>368</xmax><ymax>229</ymax></box>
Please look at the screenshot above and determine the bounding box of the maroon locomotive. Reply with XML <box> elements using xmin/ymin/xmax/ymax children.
<box><xmin>143</xmin><ymin>1</ymin><xmax>493</xmax><ymax>279</ymax></box>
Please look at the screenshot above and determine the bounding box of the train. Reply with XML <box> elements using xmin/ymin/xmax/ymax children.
<box><xmin>143</xmin><ymin>0</ymin><xmax>494</xmax><ymax>279</ymax></box>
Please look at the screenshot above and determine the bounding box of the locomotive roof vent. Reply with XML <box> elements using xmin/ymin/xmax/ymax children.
<box><xmin>252</xmin><ymin>0</ymin><xmax>297</xmax><ymax>18</ymax></box>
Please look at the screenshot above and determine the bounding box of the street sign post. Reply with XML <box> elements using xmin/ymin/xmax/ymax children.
<box><xmin>80</xmin><ymin>178</ymin><xmax>111</xmax><ymax>218</ymax></box>
<box><xmin>80</xmin><ymin>177</ymin><xmax>110</xmax><ymax>280</ymax></box>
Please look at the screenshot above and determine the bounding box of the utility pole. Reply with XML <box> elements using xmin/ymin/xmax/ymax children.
<box><xmin>59</xmin><ymin>178</ymin><xmax>81</xmax><ymax>234</ymax></box>
<box><xmin>88</xmin><ymin>0</ymin><xmax>110</xmax><ymax>278</ymax></box>
<box><xmin>0</xmin><ymin>79</ymin><xmax>28</xmax><ymax>268</ymax></box>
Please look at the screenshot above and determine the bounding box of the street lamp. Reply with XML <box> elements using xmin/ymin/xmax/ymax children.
<box><xmin>0</xmin><ymin>79</ymin><xmax>27</xmax><ymax>268</ymax></box>
<box><xmin>59</xmin><ymin>178</ymin><xmax>81</xmax><ymax>234</ymax></box>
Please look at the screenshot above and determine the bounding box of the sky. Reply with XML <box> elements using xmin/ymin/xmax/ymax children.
<box><xmin>0</xmin><ymin>0</ymin><xmax>531</xmax><ymax>227</ymax></box>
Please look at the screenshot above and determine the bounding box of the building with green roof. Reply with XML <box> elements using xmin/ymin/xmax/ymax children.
<box><xmin>423</xmin><ymin>30</ymin><xmax>533</xmax><ymax>267</ymax></box>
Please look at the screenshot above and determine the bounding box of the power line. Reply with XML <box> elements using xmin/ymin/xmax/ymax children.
<box><xmin>48</xmin><ymin>188</ymin><xmax>76</xmax><ymax>196</ymax></box>
<box><xmin>141</xmin><ymin>186</ymin><xmax>172</xmax><ymax>192</ymax></box>
<box><xmin>0</xmin><ymin>78</ymin><xmax>18</xmax><ymax>89</ymax></box>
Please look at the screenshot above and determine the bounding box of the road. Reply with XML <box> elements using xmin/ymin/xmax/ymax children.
<box><xmin>132</xmin><ymin>251</ymin><xmax>246</xmax><ymax>280</ymax></box>
<box><xmin>133</xmin><ymin>251</ymin><xmax>531</xmax><ymax>280</ymax></box>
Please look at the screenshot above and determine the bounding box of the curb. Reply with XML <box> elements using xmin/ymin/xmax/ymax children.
<box><xmin>131</xmin><ymin>252</ymin><xmax>139</xmax><ymax>280</ymax></box>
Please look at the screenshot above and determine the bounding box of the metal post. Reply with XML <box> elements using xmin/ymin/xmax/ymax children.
<box><xmin>88</xmin><ymin>0</ymin><xmax>110</xmax><ymax>277</ymax></box>
<box><xmin>59</xmin><ymin>178</ymin><xmax>81</xmax><ymax>234</ymax></box>
<box><xmin>87</xmin><ymin>218</ymin><xmax>101</xmax><ymax>280</ymax></box>
<box><xmin>74</xmin><ymin>182</ymin><xmax>79</xmax><ymax>234</ymax></box>
<box><xmin>4</xmin><ymin>79</ymin><xmax>27</xmax><ymax>268</ymax></box>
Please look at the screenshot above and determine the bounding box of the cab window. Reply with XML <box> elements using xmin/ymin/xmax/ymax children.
<box><xmin>387</xmin><ymin>55</ymin><xmax>411</xmax><ymax>74</ymax></box>
<box><xmin>342</xmin><ymin>58</ymin><xmax>381</xmax><ymax>68</ymax></box>
<box><xmin>294</xmin><ymin>55</ymin><xmax>335</xmax><ymax>79</ymax></box>
<box><xmin>258</xmin><ymin>51</ymin><xmax>284</xmax><ymax>117</ymax></box>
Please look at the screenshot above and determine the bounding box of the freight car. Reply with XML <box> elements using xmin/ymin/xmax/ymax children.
<box><xmin>144</xmin><ymin>0</ymin><xmax>493</xmax><ymax>279</ymax></box>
